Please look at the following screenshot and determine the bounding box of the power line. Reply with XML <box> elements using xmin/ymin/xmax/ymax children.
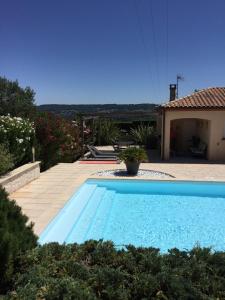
<box><xmin>166</xmin><ymin>0</ymin><xmax>169</xmax><ymax>87</ymax></box>
<box><xmin>149</xmin><ymin>0</ymin><xmax>160</xmax><ymax>98</ymax></box>
<box><xmin>133</xmin><ymin>0</ymin><xmax>157</xmax><ymax>100</ymax></box>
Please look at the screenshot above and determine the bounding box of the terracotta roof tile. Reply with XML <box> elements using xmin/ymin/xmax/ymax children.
<box><xmin>164</xmin><ymin>87</ymin><xmax>225</xmax><ymax>109</ymax></box>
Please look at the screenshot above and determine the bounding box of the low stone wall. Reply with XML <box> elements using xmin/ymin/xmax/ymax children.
<box><xmin>0</xmin><ymin>162</ymin><xmax>40</xmax><ymax>194</ymax></box>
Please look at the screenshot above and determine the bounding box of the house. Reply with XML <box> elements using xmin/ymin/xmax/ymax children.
<box><xmin>161</xmin><ymin>86</ymin><xmax>225</xmax><ymax>161</ymax></box>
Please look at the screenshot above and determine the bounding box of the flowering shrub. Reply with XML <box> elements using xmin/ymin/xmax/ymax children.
<box><xmin>0</xmin><ymin>116</ymin><xmax>35</xmax><ymax>166</ymax></box>
<box><xmin>35</xmin><ymin>113</ymin><xmax>81</xmax><ymax>170</ymax></box>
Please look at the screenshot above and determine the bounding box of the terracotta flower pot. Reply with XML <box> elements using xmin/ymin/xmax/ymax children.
<box><xmin>125</xmin><ymin>161</ymin><xmax>140</xmax><ymax>175</ymax></box>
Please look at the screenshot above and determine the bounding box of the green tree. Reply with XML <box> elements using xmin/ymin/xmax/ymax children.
<box><xmin>0</xmin><ymin>77</ymin><xmax>36</xmax><ymax>117</ymax></box>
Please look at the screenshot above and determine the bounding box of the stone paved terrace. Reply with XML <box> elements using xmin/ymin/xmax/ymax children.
<box><xmin>10</xmin><ymin>160</ymin><xmax>225</xmax><ymax>236</ymax></box>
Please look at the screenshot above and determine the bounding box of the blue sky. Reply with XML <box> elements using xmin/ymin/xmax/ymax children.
<box><xmin>1</xmin><ymin>0</ymin><xmax>225</xmax><ymax>105</ymax></box>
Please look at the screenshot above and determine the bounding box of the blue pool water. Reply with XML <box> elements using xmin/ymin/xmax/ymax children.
<box><xmin>39</xmin><ymin>179</ymin><xmax>225</xmax><ymax>252</ymax></box>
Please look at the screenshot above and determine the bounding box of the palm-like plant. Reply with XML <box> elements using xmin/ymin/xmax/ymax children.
<box><xmin>95</xmin><ymin>119</ymin><xmax>120</xmax><ymax>145</ymax></box>
<box><xmin>130</xmin><ymin>125</ymin><xmax>156</xmax><ymax>148</ymax></box>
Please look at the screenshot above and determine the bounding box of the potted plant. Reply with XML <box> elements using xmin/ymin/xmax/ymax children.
<box><xmin>119</xmin><ymin>147</ymin><xmax>147</xmax><ymax>175</ymax></box>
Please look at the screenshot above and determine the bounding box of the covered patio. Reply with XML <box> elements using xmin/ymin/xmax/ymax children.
<box><xmin>170</xmin><ymin>118</ymin><xmax>210</xmax><ymax>159</ymax></box>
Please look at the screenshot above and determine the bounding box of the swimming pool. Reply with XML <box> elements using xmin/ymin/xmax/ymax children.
<box><xmin>39</xmin><ymin>179</ymin><xmax>225</xmax><ymax>252</ymax></box>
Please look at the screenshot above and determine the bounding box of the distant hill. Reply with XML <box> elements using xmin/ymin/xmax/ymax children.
<box><xmin>38</xmin><ymin>103</ymin><xmax>159</xmax><ymax>121</ymax></box>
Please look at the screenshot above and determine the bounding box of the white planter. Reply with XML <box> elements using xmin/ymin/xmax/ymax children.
<box><xmin>0</xmin><ymin>162</ymin><xmax>40</xmax><ymax>194</ymax></box>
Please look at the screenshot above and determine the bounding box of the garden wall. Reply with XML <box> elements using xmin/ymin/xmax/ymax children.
<box><xmin>0</xmin><ymin>162</ymin><xmax>40</xmax><ymax>194</ymax></box>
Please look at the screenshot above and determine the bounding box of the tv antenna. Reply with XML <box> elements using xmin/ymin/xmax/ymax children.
<box><xmin>176</xmin><ymin>74</ymin><xmax>184</xmax><ymax>98</ymax></box>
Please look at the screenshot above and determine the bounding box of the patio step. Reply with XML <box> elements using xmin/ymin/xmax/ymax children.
<box><xmin>39</xmin><ymin>183</ymin><xmax>98</xmax><ymax>244</ymax></box>
<box><xmin>65</xmin><ymin>187</ymin><xmax>107</xmax><ymax>243</ymax></box>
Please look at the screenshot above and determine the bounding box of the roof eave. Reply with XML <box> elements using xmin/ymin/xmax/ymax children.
<box><xmin>164</xmin><ymin>106</ymin><xmax>225</xmax><ymax>111</ymax></box>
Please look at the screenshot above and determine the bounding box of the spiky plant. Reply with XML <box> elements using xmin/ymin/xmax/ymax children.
<box><xmin>130</xmin><ymin>125</ymin><xmax>156</xmax><ymax>148</ymax></box>
<box><xmin>95</xmin><ymin>119</ymin><xmax>120</xmax><ymax>145</ymax></box>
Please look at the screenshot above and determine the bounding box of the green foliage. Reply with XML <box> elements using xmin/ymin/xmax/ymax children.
<box><xmin>0</xmin><ymin>115</ymin><xmax>35</xmax><ymax>166</ymax></box>
<box><xmin>119</xmin><ymin>147</ymin><xmax>147</xmax><ymax>162</ymax></box>
<box><xmin>35</xmin><ymin>112</ymin><xmax>82</xmax><ymax>170</ymax></box>
<box><xmin>8</xmin><ymin>241</ymin><xmax>225</xmax><ymax>299</ymax></box>
<box><xmin>0</xmin><ymin>144</ymin><xmax>14</xmax><ymax>176</ymax></box>
<box><xmin>94</xmin><ymin>119</ymin><xmax>120</xmax><ymax>145</ymax></box>
<box><xmin>0</xmin><ymin>187</ymin><xmax>37</xmax><ymax>294</ymax></box>
<box><xmin>0</xmin><ymin>77</ymin><xmax>36</xmax><ymax>117</ymax></box>
<box><xmin>131</xmin><ymin>124</ymin><xmax>157</xmax><ymax>148</ymax></box>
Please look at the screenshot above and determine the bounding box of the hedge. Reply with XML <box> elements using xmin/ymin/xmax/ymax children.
<box><xmin>9</xmin><ymin>240</ymin><xmax>225</xmax><ymax>299</ymax></box>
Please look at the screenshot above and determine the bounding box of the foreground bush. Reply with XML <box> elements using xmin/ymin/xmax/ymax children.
<box><xmin>0</xmin><ymin>188</ymin><xmax>37</xmax><ymax>294</ymax></box>
<box><xmin>0</xmin><ymin>115</ymin><xmax>35</xmax><ymax>166</ymax></box>
<box><xmin>35</xmin><ymin>112</ymin><xmax>81</xmax><ymax>170</ymax></box>
<box><xmin>9</xmin><ymin>241</ymin><xmax>225</xmax><ymax>299</ymax></box>
<box><xmin>0</xmin><ymin>144</ymin><xmax>14</xmax><ymax>176</ymax></box>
